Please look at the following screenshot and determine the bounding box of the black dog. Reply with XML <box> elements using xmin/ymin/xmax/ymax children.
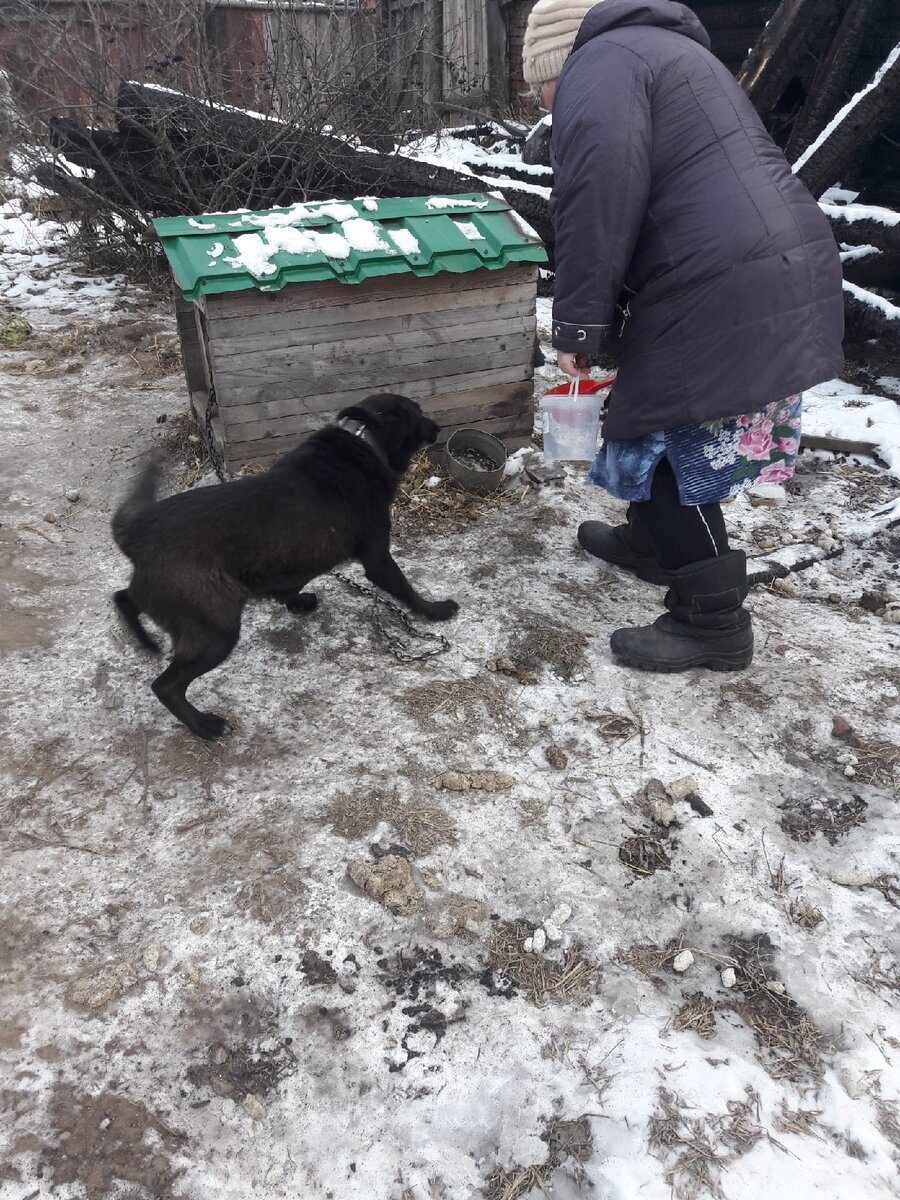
<box><xmin>112</xmin><ymin>394</ymin><xmax>457</xmax><ymax>739</ymax></box>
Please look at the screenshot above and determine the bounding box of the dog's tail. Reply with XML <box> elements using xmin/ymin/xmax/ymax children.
<box><xmin>111</xmin><ymin>454</ymin><xmax>160</xmax><ymax>554</ymax></box>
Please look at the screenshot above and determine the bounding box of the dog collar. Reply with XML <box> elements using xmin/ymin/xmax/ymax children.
<box><xmin>336</xmin><ymin>417</ymin><xmax>391</xmax><ymax>470</ymax></box>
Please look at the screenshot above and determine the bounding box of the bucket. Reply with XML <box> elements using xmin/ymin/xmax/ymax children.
<box><xmin>539</xmin><ymin>376</ymin><xmax>612</xmax><ymax>463</ymax></box>
<box><xmin>443</xmin><ymin>428</ymin><xmax>508</xmax><ymax>494</ymax></box>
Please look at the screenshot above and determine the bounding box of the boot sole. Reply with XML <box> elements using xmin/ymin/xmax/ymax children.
<box><xmin>610</xmin><ymin>646</ymin><xmax>753</xmax><ymax>673</ymax></box>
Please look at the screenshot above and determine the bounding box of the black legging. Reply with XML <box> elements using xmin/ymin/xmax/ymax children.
<box><xmin>633</xmin><ymin>458</ymin><xmax>729</xmax><ymax>570</ymax></box>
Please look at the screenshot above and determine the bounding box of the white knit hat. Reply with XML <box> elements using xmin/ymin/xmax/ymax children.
<box><xmin>522</xmin><ymin>0</ymin><xmax>602</xmax><ymax>88</ymax></box>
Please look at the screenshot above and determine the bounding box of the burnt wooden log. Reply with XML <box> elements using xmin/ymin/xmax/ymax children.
<box><xmin>795</xmin><ymin>44</ymin><xmax>900</xmax><ymax>198</ymax></box>
<box><xmin>840</xmin><ymin>246</ymin><xmax>900</xmax><ymax>290</ymax></box>
<box><xmin>822</xmin><ymin>202</ymin><xmax>900</xmax><ymax>255</ymax></box>
<box><xmin>118</xmin><ymin>82</ymin><xmax>555</xmax><ymax>247</ymax></box>
<box><xmin>738</xmin><ymin>0</ymin><xmax>843</xmax><ymax>120</ymax></box>
<box><xmin>785</xmin><ymin>0</ymin><xmax>887</xmax><ymax>161</ymax></box>
<box><xmin>842</xmin><ymin>280</ymin><xmax>900</xmax><ymax>348</ymax></box>
<box><xmin>40</xmin><ymin>82</ymin><xmax>555</xmax><ymax>252</ymax></box>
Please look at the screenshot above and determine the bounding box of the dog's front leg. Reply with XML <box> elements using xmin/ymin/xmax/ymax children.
<box><xmin>360</xmin><ymin>548</ymin><xmax>458</xmax><ymax>621</ymax></box>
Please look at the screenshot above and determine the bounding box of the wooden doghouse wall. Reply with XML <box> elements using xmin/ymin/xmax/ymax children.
<box><xmin>198</xmin><ymin>265</ymin><xmax>537</xmax><ymax>473</ymax></box>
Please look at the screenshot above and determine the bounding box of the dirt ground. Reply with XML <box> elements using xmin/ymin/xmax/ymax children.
<box><xmin>2</xmin><ymin>194</ymin><xmax>900</xmax><ymax>1200</ymax></box>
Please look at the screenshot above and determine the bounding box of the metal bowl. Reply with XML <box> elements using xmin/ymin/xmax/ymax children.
<box><xmin>443</xmin><ymin>428</ymin><xmax>508</xmax><ymax>494</ymax></box>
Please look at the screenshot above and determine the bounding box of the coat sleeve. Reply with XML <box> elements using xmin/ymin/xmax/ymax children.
<box><xmin>550</xmin><ymin>43</ymin><xmax>654</xmax><ymax>355</ymax></box>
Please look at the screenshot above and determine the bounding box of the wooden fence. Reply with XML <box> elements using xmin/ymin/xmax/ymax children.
<box><xmin>0</xmin><ymin>0</ymin><xmax>492</xmax><ymax>126</ymax></box>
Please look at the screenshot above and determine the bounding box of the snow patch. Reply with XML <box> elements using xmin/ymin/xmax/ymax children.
<box><xmin>387</xmin><ymin>228</ymin><xmax>420</xmax><ymax>256</ymax></box>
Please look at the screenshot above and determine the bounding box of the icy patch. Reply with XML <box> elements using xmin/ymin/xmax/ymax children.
<box><xmin>456</xmin><ymin>221</ymin><xmax>484</xmax><ymax>241</ymax></box>
<box><xmin>188</xmin><ymin>217</ymin><xmax>216</xmax><ymax>230</ymax></box>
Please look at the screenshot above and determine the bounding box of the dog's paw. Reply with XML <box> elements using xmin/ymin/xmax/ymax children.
<box><xmin>423</xmin><ymin>598</ymin><xmax>459</xmax><ymax>622</ymax></box>
<box><xmin>191</xmin><ymin>711</ymin><xmax>229</xmax><ymax>740</ymax></box>
<box><xmin>285</xmin><ymin>592</ymin><xmax>318</xmax><ymax>613</ymax></box>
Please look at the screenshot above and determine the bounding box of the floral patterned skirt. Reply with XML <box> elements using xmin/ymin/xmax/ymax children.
<box><xmin>588</xmin><ymin>395</ymin><xmax>802</xmax><ymax>505</ymax></box>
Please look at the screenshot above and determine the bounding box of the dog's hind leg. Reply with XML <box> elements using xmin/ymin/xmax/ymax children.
<box><xmin>113</xmin><ymin>587</ymin><xmax>161</xmax><ymax>652</ymax></box>
<box><xmin>151</xmin><ymin>623</ymin><xmax>239</xmax><ymax>740</ymax></box>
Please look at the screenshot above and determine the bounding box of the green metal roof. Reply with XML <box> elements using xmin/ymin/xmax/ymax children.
<box><xmin>153</xmin><ymin>193</ymin><xmax>547</xmax><ymax>301</ymax></box>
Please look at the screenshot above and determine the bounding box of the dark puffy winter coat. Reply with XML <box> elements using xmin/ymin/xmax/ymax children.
<box><xmin>549</xmin><ymin>0</ymin><xmax>844</xmax><ymax>440</ymax></box>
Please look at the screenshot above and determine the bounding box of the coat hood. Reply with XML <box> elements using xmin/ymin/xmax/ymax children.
<box><xmin>572</xmin><ymin>0</ymin><xmax>711</xmax><ymax>54</ymax></box>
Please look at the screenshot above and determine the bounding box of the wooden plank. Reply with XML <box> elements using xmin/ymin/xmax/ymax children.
<box><xmin>209</xmin><ymin>316</ymin><xmax>536</xmax><ymax>378</ymax></box>
<box><xmin>208</xmin><ymin>295</ymin><xmax>536</xmax><ymax>356</ymax></box>
<box><xmin>800</xmin><ymin>433</ymin><xmax>880</xmax><ymax>457</ymax></box>
<box><xmin>205</xmin><ymin>263</ymin><xmax>537</xmax><ymax>320</ymax></box>
<box><xmin>438</xmin><ymin>411</ymin><xmax>534</xmax><ymax>443</ymax></box>
<box><xmin>429</xmin><ymin>389</ymin><xmax>533</xmax><ymax>427</ymax></box>
<box><xmin>206</xmin><ymin>277</ymin><xmax>537</xmax><ymax>342</ymax></box>
<box><xmin>172</xmin><ymin>285</ymin><xmax>210</xmax><ymax>397</ymax></box>
<box><xmin>219</xmin><ymin>365</ymin><xmax>534</xmax><ymax>427</ymax></box>
<box><xmin>226</xmin><ymin>409</ymin><xmax>534</xmax><ymax>472</ymax></box>
<box><xmin>214</xmin><ymin>332</ymin><xmax>535</xmax><ymax>404</ymax></box>
<box><xmin>224</xmin><ymin>379</ymin><xmax>533</xmax><ymax>444</ymax></box>
<box><xmin>220</xmin><ymin>362</ymin><xmax>533</xmax><ymax>433</ymax></box>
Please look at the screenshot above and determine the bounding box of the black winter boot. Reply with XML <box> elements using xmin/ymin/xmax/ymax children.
<box><xmin>609</xmin><ymin>550</ymin><xmax>753</xmax><ymax>672</ymax></box>
<box><xmin>577</xmin><ymin>506</ymin><xmax>670</xmax><ymax>585</ymax></box>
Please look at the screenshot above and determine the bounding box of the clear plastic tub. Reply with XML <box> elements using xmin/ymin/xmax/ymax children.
<box><xmin>539</xmin><ymin>377</ymin><xmax>611</xmax><ymax>463</ymax></box>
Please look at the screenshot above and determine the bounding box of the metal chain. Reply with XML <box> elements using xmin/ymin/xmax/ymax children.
<box><xmin>204</xmin><ymin>386</ymin><xmax>227</xmax><ymax>483</ymax></box>
<box><xmin>334</xmin><ymin>572</ymin><xmax>451</xmax><ymax>663</ymax></box>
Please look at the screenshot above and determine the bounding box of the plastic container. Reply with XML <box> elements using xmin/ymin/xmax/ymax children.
<box><xmin>539</xmin><ymin>377</ymin><xmax>613</xmax><ymax>463</ymax></box>
<box><xmin>443</xmin><ymin>428</ymin><xmax>508</xmax><ymax>494</ymax></box>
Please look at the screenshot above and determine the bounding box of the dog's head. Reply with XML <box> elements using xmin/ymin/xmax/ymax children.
<box><xmin>338</xmin><ymin>394</ymin><xmax>439</xmax><ymax>473</ymax></box>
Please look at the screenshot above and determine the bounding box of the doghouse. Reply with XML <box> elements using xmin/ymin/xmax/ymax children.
<box><xmin>154</xmin><ymin>193</ymin><xmax>547</xmax><ymax>475</ymax></box>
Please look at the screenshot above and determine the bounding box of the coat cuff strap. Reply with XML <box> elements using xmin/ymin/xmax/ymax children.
<box><xmin>551</xmin><ymin>320</ymin><xmax>608</xmax><ymax>355</ymax></box>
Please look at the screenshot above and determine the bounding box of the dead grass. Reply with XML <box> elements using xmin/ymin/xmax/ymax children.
<box><xmin>725</xmin><ymin>934</ymin><xmax>825</xmax><ymax>1079</ymax></box>
<box><xmin>483</xmin><ymin>1115</ymin><xmax>593</xmax><ymax>1200</ymax></box>
<box><xmin>875</xmin><ymin>1098</ymin><xmax>900</xmax><ymax>1154</ymax></box>
<box><xmin>779</xmin><ymin>793</ymin><xmax>867</xmax><ymax>844</ymax></box>
<box><xmin>403</xmin><ymin>672</ymin><xmax>526</xmax><ymax>748</ymax></box>
<box><xmin>519</xmin><ymin>795</ymin><xmax>550</xmax><ymax>828</ymax></box>
<box><xmin>789</xmin><ymin>898</ymin><xmax>825</xmax><ymax>930</ymax></box>
<box><xmin>393</xmin><ymin>451</ymin><xmax>524</xmax><ymax>530</ymax></box>
<box><xmin>832</xmin><ymin>720</ymin><xmax>900</xmax><ymax>792</ymax></box>
<box><xmin>852</xmin><ymin>738</ymin><xmax>900</xmax><ymax>791</ymax></box>
<box><xmin>619</xmin><ymin>833</ymin><xmax>671</xmax><ymax>876</ymax></box>
<box><xmin>773</xmin><ymin>1100</ymin><xmax>824</xmax><ymax>1139</ymax></box>
<box><xmin>616</xmin><ymin>938</ymin><xmax>683</xmax><ymax>978</ymax></box>
<box><xmin>579</xmin><ymin>706</ymin><xmax>641</xmax><ymax>740</ymax></box>
<box><xmin>392</xmin><ymin>803</ymin><xmax>457</xmax><ymax>854</ymax></box>
<box><xmin>487</xmin><ymin>920</ymin><xmax>600</xmax><ymax>1007</ymax></box>
<box><xmin>647</xmin><ymin>1086</ymin><xmax>768</xmax><ymax>1200</ymax></box>
<box><xmin>669</xmin><ymin>992</ymin><xmax>717</xmax><ymax>1040</ymax></box>
<box><xmin>161</xmin><ymin>409</ymin><xmax>211</xmax><ymax>489</ymax></box>
<box><xmin>505</xmin><ymin>617</ymin><xmax>588</xmax><ymax>682</ymax></box>
<box><xmin>855</xmin><ymin>951</ymin><xmax>900</xmax><ymax>995</ymax></box>
<box><xmin>483</xmin><ymin>1163</ymin><xmax>549</xmax><ymax>1200</ymax></box>
<box><xmin>325</xmin><ymin>790</ymin><xmax>392</xmax><ymax>839</ymax></box>
<box><xmin>720</xmin><ymin>678</ymin><xmax>770</xmax><ymax>711</ymax></box>
<box><xmin>872</xmin><ymin>874</ymin><xmax>900</xmax><ymax>907</ymax></box>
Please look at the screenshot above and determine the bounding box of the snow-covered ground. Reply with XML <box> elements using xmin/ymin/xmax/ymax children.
<box><xmin>1</xmin><ymin>166</ymin><xmax>899</xmax><ymax>1200</ymax></box>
